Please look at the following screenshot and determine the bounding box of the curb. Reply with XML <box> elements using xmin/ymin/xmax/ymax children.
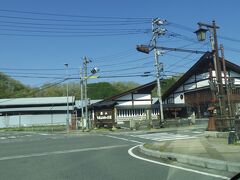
<box><xmin>139</xmin><ymin>145</ymin><xmax>240</xmax><ymax>173</ymax></box>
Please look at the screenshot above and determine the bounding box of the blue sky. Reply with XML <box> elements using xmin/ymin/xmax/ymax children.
<box><xmin>0</xmin><ymin>0</ymin><xmax>240</xmax><ymax>87</ymax></box>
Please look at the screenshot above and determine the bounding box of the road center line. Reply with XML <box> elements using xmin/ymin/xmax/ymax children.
<box><xmin>0</xmin><ymin>144</ymin><xmax>128</xmax><ymax>161</ymax></box>
<box><xmin>128</xmin><ymin>145</ymin><xmax>229</xmax><ymax>180</ymax></box>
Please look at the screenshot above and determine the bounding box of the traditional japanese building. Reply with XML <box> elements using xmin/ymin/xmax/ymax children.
<box><xmin>162</xmin><ymin>52</ymin><xmax>240</xmax><ymax>119</ymax></box>
<box><xmin>90</xmin><ymin>81</ymin><xmax>159</xmax><ymax>128</ymax></box>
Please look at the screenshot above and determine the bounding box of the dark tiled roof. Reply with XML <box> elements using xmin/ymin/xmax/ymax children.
<box><xmin>91</xmin><ymin>81</ymin><xmax>157</xmax><ymax>108</ymax></box>
<box><xmin>162</xmin><ymin>52</ymin><xmax>240</xmax><ymax>100</ymax></box>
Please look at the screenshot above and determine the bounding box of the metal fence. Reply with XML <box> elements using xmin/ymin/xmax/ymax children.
<box><xmin>215</xmin><ymin>116</ymin><xmax>235</xmax><ymax>131</ymax></box>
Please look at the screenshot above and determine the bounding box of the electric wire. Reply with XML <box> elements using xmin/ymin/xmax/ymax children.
<box><xmin>0</xmin><ymin>78</ymin><xmax>67</xmax><ymax>104</ymax></box>
<box><xmin>0</xmin><ymin>9</ymin><xmax>151</xmax><ymax>20</ymax></box>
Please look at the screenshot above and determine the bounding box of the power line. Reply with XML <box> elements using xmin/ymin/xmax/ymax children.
<box><xmin>164</xmin><ymin>41</ymin><xmax>209</xmax><ymax>70</ymax></box>
<box><xmin>0</xmin><ymin>20</ymin><xmax>149</xmax><ymax>27</ymax></box>
<box><xmin>0</xmin><ymin>14</ymin><xmax>149</xmax><ymax>23</ymax></box>
<box><xmin>0</xmin><ymin>28</ymin><xmax>148</xmax><ymax>34</ymax></box>
<box><xmin>92</xmin><ymin>50</ymin><xmax>138</xmax><ymax>63</ymax></box>
<box><xmin>2</xmin><ymin>71</ymin><xmax>69</xmax><ymax>76</ymax></box>
<box><xmin>0</xmin><ymin>78</ymin><xmax>67</xmax><ymax>104</ymax></box>
<box><xmin>0</xmin><ymin>32</ymin><xmax>144</xmax><ymax>37</ymax></box>
<box><xmin>0</xmin><ymin>9</ymin><xmax>151</xmax><ymax>20</ymax></box>
<box><xmin>0</xmin><ymin>24</ymin><xmax>150</xmax><ymax>32</ymax></box>
<box><xmin>69</xmin><ymin>74</ymin><xmax>154</xmax><ymax>79</ymax></box>
<box><xmin>219</xmin><ymin>35</ymin><xmax>240</xmax><ymax>43</ymax></box>
<box><xmin>167</xmin><ymin>21</ymin><xmax>195</xmax><ymax>32</ymax></box>
<box><xmin>6</xmin><ymin>75</ymin><xmax>64</xmax><ymax>79</ymax></box>
<box><xmin>100</xmin><ymin>64</ymin><xmax>153</xmax><ymax>73</ymax></box>
<box><xmin>0</xmin><ymin>67</ymin><xmax>76</xmax><ymax>71</ymax></box>
<box><xmin>91</xmin><ymin>56</ymin><xmax>153</xmax><ymax>68</ymax></box>
<box><xmin>224</xmin><ymin>46</ymin><xmax>240</xmax><ymax>54</ymax></box>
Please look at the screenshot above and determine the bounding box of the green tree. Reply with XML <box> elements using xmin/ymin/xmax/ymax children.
<box><xmin>87</xmin><ymin>82</ymin><xmax>120</xmax><ymax>99</ymax></box>
<box><xmin>152</xmin><ymin>76</ymin><xmax>181</xmax><ymax>97</ymax></box>
<box><xmin>0</xmin><ymin>72</ymin><xmax>32</xmax><ymax>98</ymax></box>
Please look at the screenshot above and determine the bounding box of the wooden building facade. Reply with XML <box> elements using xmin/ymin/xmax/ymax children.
<box><xmin>90</xmin><ymin>81</ymin><xmax>159</xmax><ymax>128</ymax></box>
<box><xmin>162</xmin><ymin>52</ymin><xmax>240</xmax><ymax>118</ymax></box>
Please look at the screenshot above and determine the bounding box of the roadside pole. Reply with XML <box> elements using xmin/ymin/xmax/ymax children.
<box><xmin>83</xmin><ymin>57</ymin><xmax>89</xmax><ymax>130</ymax></box>
<box><xmin>152</xmin><ymin>18</ymin><xmax>165</xmax><ymax>126</ymax></box>
<box><xmin>80</xmin><ymin>66</ymin><xmax>85</xmax><ymax>131</ymax></box>
<box><xmin>220</xmin><ymin>44</ymin><xmax>233</xmax><ymax>130</ymax></box>
<box><xmin>154</xmin><ymin>48</ymin><xmax>164</xmax><ymax>125</ymax></box>
<box><xmin>64</xmin><ymin>63</ymin><xmax>70</xmax><ymax>133</ymax></box>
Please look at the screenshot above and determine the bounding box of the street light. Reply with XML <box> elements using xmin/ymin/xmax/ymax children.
<box><xmin>90</xmin><ymin>67</ymin><xmax>100</xmax><ymax>74</ymax></box>
<box><xmin>64</xmin><ymin>63</ymin><xmax>69</xmax><ymax>132</ymax></box>
<box><xmin>194</xmin><ymin>27</ymin><xmax>208</xmax><ymax>41</ymax></box>
<box><xmin>136</xmin><ymin>45</ymin><xmax>151</xmax><ymax>54</ymax></box>
<box><xmin>194</xmin><ymin>21</ymin><xmax>224</xmax><ymax>131</ymax></box>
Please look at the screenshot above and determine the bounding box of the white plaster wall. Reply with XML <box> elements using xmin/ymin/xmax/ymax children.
<box><xmin>117</xmin><ymin>101</ymin><xmax>133</xmax><ymax>106</ymax></box>
<box><xmin>196</xmin><ymin>80</ymin><xmax>209</xmax><ymax>88</ymax></box>
<box><xmin>196</xmin><ymin>72</ymin><xmax>209</xmax><ymax>80</ymax></box>
<box><xmin>184</xmin><ymin>83</ymin><xmax>196</xmax><ymax>90</ymax></box>
<box><xmin>133</xmin><ymin>101</ymin><xmax>151</xmax><ymax>106</ymax></box>
<box><xmin>133</xmin><ymin>94</ymin><xmax>150</xmax><ymax>100</ymax></box>
<box><xmin>174</xmin><ymin>93</ymin><xmax>185</xmax><ymax>104</ymax></box>
<box><xmin>116</xmin><ymin>94</ymin><xmax>132</xmax><ymax>100</ymax></box>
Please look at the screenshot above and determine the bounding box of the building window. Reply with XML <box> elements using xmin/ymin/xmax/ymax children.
<box><xmin>180</xmin><ymin>94</ymin><xmax>184</xmax><ymax>100</ymax></box>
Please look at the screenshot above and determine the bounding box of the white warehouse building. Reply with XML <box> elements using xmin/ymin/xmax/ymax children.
<box><xmin>0</xmin><ymin>97</ymin><xmax>75</xmax><ymax>128</ymax></box>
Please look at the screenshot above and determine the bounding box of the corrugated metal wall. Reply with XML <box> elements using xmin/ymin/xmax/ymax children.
<box><xmin>0</xmin><ymin>114</ymin><xmax>68</xmax><ymax>128</ymax></box>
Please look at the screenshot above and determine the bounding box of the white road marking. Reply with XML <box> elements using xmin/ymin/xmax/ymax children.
<box><xmin>105</xmin><ymin>135</ymin><xmax>143</xmax><ymax>144</ymax></box>
<box><xmin>128</xmin><ymin>145</ymin><xmax>229</xmax><ymax>180</ymax></box>
<box><xmin>131</xmin><ymin>132</ymin><xmax>196</xmax><ymax>142</ymax></box>
<box><xmin>38</xmin><ymin>133</ymin><xmax>50</xmax><ymax>136</ymax></box>
<box><xmin>192</xmin><ymin>131</ymin><xmax>202</xmax><ymax>134</ymax></box>
<box><xmin>0</xmin><ymin>137</ymin><xmax>6</xmax><ymax>140</ymax></box>
<box><xmin>0</xmin><ymin>144</ymin><xmax>129</xmax><ymax>161</ymax></box>
<box><xmin>8</xmin><ymin>136</ymin><xmax>16</xmax><ymax>139</ymax></box>
<box><xmin>24</xmin><ymin>135</ymin><xmax>32</xmax><ymax>137</ymax></box>
<box><xmin>152</xmin><ymin>137</ymin><xmax>196</xmax><ymax>142</ymax></box>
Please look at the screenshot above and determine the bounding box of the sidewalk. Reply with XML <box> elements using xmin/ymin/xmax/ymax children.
<box><xmin>140</xmin><ymin>136</ymin><xmax>240</xmax><ymax>173</ymax></box>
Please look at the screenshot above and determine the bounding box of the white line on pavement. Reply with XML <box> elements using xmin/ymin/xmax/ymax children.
<box><xmin>104</xmin><ymin>135</ymin><xmax>143</xmax><ymax>144</ymax></box>
<box><xmin>130</xmin><ymin>132</ymin><xmax>196</xmax><ymax>142</ymax></box>
<box><xmin>8</xmin><ymin>136</ymin><xmax>16</xmax><ymax>139</ymax></box>
<box><xmin>192</xmin><ymin>131</ymin><xmax>202</xmax><ymax>134</ymax></box>
<box><xmin>0</xmin><ymin>144</ymin><xmax>129</xmax><ymax>161</ymax></box>
<box><xmin>152</xmin><ymin>137</ymin><xmax>196</xmax><ymax>142</ymax></box>
<box><xmin>128</xmin><ymin>145</ymin><xmax>229</xmax><ymax>180</ymax></box>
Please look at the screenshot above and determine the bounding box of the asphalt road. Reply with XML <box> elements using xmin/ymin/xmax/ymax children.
<box><xmin>0</xmin><ymin>130</ymin><xmax>234</xmax><ymax>180</ymax></box>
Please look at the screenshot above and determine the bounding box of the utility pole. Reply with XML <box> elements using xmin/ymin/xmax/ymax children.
<box><xmin>195</xmin><ymin>21</ymin><xmax>224</xmax><ymax>116</ymax></box>
<box><xmin>136</xmin><ymin>18</ymin><xmax>166</xmax><ymax>127</ymax></box>
<box><xmin>83</xmin><ymin>57</ymin><xmax>90</xmax><ymax>130</ymax></box>
<box><xmin>80</xmin><ymin>58</ymin><xmax>99</xmax><ymax>131</ymax></box>
<box><xmin>154</xmin><ymin>45</ymin><xmax>164</xmax><ymax>125</ymax></box>
<box><xmin>220</xmin><ymin>44</ymin><xmax>233</xmax><ymax>129</ymax></box>
<box><xmin>64</xmin><ymin>63</ymin><xmax>69</xmax><ymax>133</ymax></box>
<box><xmin>80</xmin><ymin>66</ymin><xmax>85</xmax><ymax>131</ymax></box>
<box><xmin>152</xmin><ymin>18</ymin><xmax>165</xmax><ymax>126</ymax></box>
<box><xmin>212</xmin><ymin>21</ymin><xmax>224</xmax><ymax>116</ymax></box>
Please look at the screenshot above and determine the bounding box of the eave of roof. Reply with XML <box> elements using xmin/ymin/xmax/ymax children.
<box><xmin>91</xmin><ymin>81</ymin><xmax>157</xmax><ymax>107</ymax></box>
<box><xmin>162</xmin><ymin>51</ymin><xmax>240</xmax><ymax>100</ymax></box>
<box><xmin>0</xmin><ymin>96</ymin><xmax>75</xmax><ymax>106</ymax></box>
<box><xmin>106</xmin><ymin>80</ymin><xmax>157</xmax><ymax>101</ymax></box>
